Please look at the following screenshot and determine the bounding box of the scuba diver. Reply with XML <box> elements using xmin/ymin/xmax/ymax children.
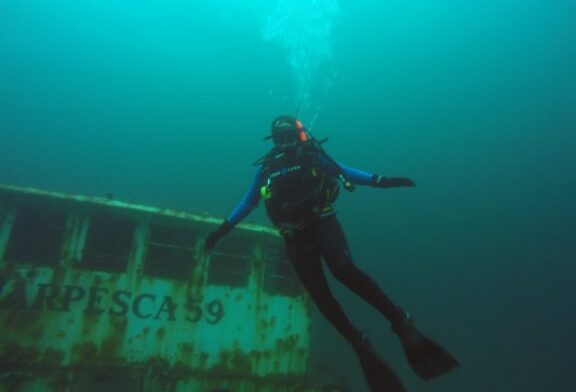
<box><xmin>205</xmin><ymin>115</ymin><xmax>458</xmax><ymax>391</ymax></box>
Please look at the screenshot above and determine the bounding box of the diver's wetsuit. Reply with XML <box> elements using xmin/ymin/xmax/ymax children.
<box><xmin>225</xmin><ymin>149</ymin><xmax>403</xmax><ymax>345</ymax></box>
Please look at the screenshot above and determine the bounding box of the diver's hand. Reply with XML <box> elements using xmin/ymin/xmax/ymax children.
<box><xmin>204</xmin><ymin>220</ymin><xmax>233</xmax><ymax>251</ymax></box>
<box><xmin>204</xmin><ymin>232</ymin><xmax>220</xmax><ymax>251</ymax></box>
<box><xmin>372</xmin><ymin>176</ymin><xmax>416</xmax><ymax>188</ymax></box>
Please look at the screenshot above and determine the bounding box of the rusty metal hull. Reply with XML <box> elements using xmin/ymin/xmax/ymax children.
<box><xmin>0</xmin><ymin>184</ymin><xmax>347</xmax><ymax>392</ymax></box>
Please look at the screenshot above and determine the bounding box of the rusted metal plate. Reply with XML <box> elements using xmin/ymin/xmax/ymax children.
<box><xmin>0</xmin><ymin>184</ymin><xmax>347</xmax><ymax>392</ymax></box>
<box><xmin>0</xmin><ymin>184</ymin><xmax>277</xmax><ymax>236</ymax></box>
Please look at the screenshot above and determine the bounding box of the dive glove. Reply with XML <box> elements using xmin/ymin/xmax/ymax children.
<box><xmin>371</xmin><ymin>175</ymin><xmax>415</xmax><ymax>188</ymax></box>
<box><xmin>205</xmin><ymin>220</ymin><xmax>233</xmax><ymax>251</ymax></box>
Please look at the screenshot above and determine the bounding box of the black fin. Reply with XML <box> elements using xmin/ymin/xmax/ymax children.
<box><xmin>393</xmin><ymin>314</ymin><xmax>459</xmax><ymax>380</ymax></box>
<box><xmin>353</xmin><ymin>336</ymin><xmax>406</xmax><ymax>392</ymax></box>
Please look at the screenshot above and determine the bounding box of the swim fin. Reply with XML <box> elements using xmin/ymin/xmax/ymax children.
<box><xmin>353</xmin><ymin>334</ymin><xmax>406</xmax><ymax>392</ymax></box>
<box><xmin>392</xmin><ymin>312</ymin><xmax>459</xmax><ymax>381</ymax></box>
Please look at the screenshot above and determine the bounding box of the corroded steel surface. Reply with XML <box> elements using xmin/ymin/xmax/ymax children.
<box><xmin>0</xmin><ymin>184</ymin><xmax>277</xmax><ymax>236</ymax></box>
<box><xmin>0</xmin><ymin>185</ymin><xmax>346</xmax><ymax>391</ymax></box>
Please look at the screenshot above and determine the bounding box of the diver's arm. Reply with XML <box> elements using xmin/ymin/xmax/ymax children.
<box><xmin>226</xmin><ymin>168</ymin><xmax>264</xmax><ymax>225</ymax></box>
<box><xmin>317</xmin><ymin>154</ymin><xmax>415</xmax><ymax>188</ymax></box>
<box><xmin>338</xmin><ymin>162</ymin><xmax>375</xmax><ymax>185</ymax></box>
<box><xmin>316</xmin><ymin>154</ymin><xmax>373</xmax><ymax>185</ymax></box>
<box><xmin>205</xmin><ymin>168</ymin><xmax>264</xmax><ymax>250</ymax></box>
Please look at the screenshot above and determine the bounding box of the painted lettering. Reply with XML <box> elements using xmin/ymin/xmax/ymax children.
<box><xmin>133</xmin><ymin>293</ymin><xmax>155</xmax><ymax>319</ymax></box>
<box><xmin>85</xmin><ymin>287</ymin><xmax>108</xmax><ymax>314</ymax></box>
<box><xmin>186</xmin><ymin>300</ymin><xmax>202</xmax><ymax>323</ymax></box>
<box><xmin>154</xmin><ymin>296</ymin><xmax>176</xmax><ymax>321</ymax></box>
<box><xmin>32</xmin><ymin>283</ymin><xmax>59</xmax><ymax>311</ymax></box>
<box><xmin>110</xmin><ymin>290</ymin><xmax>131</xmax><ymax>316</ymax></box>
<box><xmin>61</xmin><ymin>285</ymin><xmax>86</xmax><ymax>312</ymax></box>
<box><xmin>205</xmin><ymin>300</ymin><xmax>224</xmax><ymax>325</ymax></box>
<box><xmin>1</xmin><ymin>281</ymin><xmax>225</xmax><ymax>324</ymax></box>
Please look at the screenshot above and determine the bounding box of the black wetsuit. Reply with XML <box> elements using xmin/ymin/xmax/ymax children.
<box><xmin>221</xmin><ymin>144</ymin><xmax>404</xmax><ymax>344</ymax></box>
<box><xmin>284</xmin><ymin>214</ymin><xmax>402</xmax><ymax>343</ymax></box>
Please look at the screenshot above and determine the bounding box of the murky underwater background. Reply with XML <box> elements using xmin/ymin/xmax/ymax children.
<box><xmin>1</xmin><ymin>1</ymin><xmax>575</xmax><ymax>390</ymax></box>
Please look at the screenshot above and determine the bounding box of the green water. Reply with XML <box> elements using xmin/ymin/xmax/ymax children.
<box><xmin>1</xmin><ymin>1</ymin><xmax>574</xmax><ymax>390</ymax></box>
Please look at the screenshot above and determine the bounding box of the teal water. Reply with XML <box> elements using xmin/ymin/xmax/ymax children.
<box><xmin>1</xmin><ymin>1</ymin><xmax>575</xmax><ymax>391</ymax></box>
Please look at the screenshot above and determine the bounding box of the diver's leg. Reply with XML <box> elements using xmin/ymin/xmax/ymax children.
<box><xmin>317</xmin><ymin>216</ymin><xmax>404</xmax><ymax>326</ymax></box>
<box><xmin>284</xmin><ymin>231</ymin><xmax>363</xmax><ymax>345</ymax></box>
<box><xmin>287</xmin><ymin>224</ymin><xmax>408</xmax><ymax>391</ymax></box>
<box><xmin>317</xmin><ymin>217</ymin><xmax>459</xmax><ymax>380</ymax></box>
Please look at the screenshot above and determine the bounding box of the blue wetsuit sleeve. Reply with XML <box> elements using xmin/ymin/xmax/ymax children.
<box><xmin>226</xmin><ymin>168</ymin><xmax>265</xmax><ymax>226</ymax></box>
<box><xmin>317</xmin><ymin>154</ymin><xmax>375</xmax><ymax>186</ymax></box>
<box><xmin>338</xmin><ymin>162</ymin><xmax>374</xmax><ymax>185</ymax></box>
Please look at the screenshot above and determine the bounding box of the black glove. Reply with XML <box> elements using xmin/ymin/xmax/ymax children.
<box><xmin>371</xmin><ymin>175</ymin><xmax>416</xmax><ymax>188</ymax></box>
<box><xmin>205</xmin><ymin>220</ymin><xmax>233</xmax><ymax>251</ymax></box>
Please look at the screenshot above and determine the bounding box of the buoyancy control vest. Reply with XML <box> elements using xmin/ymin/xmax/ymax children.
<box><xmin>259</xmin><ymin>143</ymin><xmax>340</xmax><ymax>226</ymax></box>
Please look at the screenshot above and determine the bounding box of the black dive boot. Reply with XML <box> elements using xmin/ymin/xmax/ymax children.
<box><xmin>392</xmin><ymin>311</ymin><xmax>459</xmax><ymax>381</ymax></box>
<box><xmin>352</xmin><ymin>333</ymin><xmax>406</xmax><ymax>392</ymax></box>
